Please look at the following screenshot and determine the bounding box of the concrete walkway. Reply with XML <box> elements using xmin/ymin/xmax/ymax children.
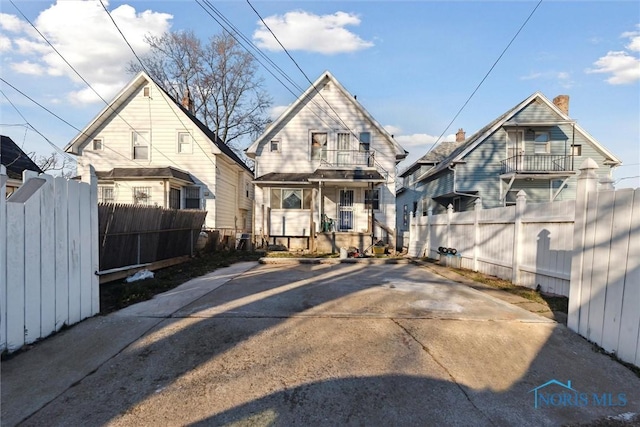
<box><xmin>2</xmin><ymin>261</ymin><xmax>639</xmax><ymax>426</ymax></box>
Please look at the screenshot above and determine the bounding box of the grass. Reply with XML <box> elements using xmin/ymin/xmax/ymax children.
<box><xmin>100</xmin><ymin>250</ymin><xmax>263</xmax><ymax>314</ymax></box>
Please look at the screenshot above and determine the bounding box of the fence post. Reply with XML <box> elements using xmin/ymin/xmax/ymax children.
<box><xmin>446</xmin><ymin>204</ymin><xmax>453</xmax><ymax>250</ymax></box>
<box><xmin>511</xmin><ymin>190</ymin><xmax>527</xmax><ymax>284</ymax></box>
<box><xmin>598</xmin><ymin>176</ymin><xmax>615</xmax><ymax>191</ymax></box>
<box><xmin>568</xmin><ymin>159</ymin><xmax>599</xmax><ymax>332</ymax></box>
<box><xmin>473</xmin><ymin>198</ymin><xmax>482</xmax><ymax>272</ymax></box>
<box><xmin>0</xmin><ymin>165</ymin><xmax>6</xmax><ymax>351</ymax></box>
<box><xmin>426</xmin><ymin>207</ymin><xmax>433</xmax><ymax>258</ymax></box>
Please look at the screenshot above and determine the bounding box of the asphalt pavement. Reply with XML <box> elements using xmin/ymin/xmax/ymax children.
<box><xmin>2</xmin><ymin>260</ymin><xmax>639</xmax><ymax>426</ymax></box>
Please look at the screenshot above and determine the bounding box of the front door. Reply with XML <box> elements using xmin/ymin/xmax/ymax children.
<box><xmin>338</xmin><ymin>189</ymin><xmax>354</xmax><ymax>231</ymax></box>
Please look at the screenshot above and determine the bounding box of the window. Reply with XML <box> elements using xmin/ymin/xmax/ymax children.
<box><xmin>311</xmin><ymin>132</ymin><xmax>327</xmax><ymax>160</ymax></box>
<box><xmin>270</xmin><ymin>188</ymin><xmax>311</xmax><ymax>209</ymax></box>
<box><xmin>143</xmin><ymin>86</ymin><xmax>150</xmax><ymax>97</ymax></box>
<box><xmin>98</xmin><ymin>186</ymin><xmax>113</xmax><ymax>203</ymax></box>
<box><xmin>421</xmin><ymin>198</ymin><xmax>428</xmax><ymax>216</ymax></box>
<box><xmin>364</xmin><ymin>189</ymin><xmax>380</xmax><ymax>210</ymax></box>
<box><xmin>184</xmin><ymin>186</ymin><xmax>200</xmax><ymax>209</ymax></box>
<box><xmin>359</xmin><ymin>132</ymin><xmax>370</xmax><ymax>152</ymax></box>
<box><xmin>571</xmin><ymin>145</ymin><xmax>582</xmax><ymax>156</ymax></box>
<box><xmin>270</xmin><ymin>140</ymin><xmax>280</xmax><ymax>152</ymax></box>
<box><xmin>534</xmin><ymin>132</ymin><xmax>550</xmax><ymax>154</ymax></box>
<box><xmin>505</xmin><ymin>190</ymin><xmax>518</xmax><ymax>206</ymax></box>
<box><xmin>403</xmin><ymin>204</ymin><xmax>408</xmax><ymax>227</ymax></box>
<box><xmin>133</xmin><ymin>131</ymin><xmax>149</xmax><ymax>160</ymax></box>
<box><xmin>92</xmin><ymin>138</ymin><xmax>103</xmax><ymax>151</ymax></box>
<box><xmin>169</xmin><ymin>188</ymin><xmax>180</xmax><ymax>209</ymax></box>
<box><xmin>133</xmin><ymin>186</ymin><xmax>151</xmax><ymax>205</ymax></box>
<box><xmin>177</xmin><ymin>132</ymin><xmax>191</xmax><ymax>153</ymax></box>
<box><xmin>245</xmin><ymin>181</ymin><xmax>250</xmax><ymax>198</ymax></box>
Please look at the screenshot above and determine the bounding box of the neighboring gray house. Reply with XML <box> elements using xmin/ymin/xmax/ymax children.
<box><xmin>396</xmin><ymin>92</ymin><xmax>621</xmax><ymax>235</ymax></box>
<box><xmin>1</xmin><ymin>135</ymin><xmax>44</xmax><ymax>197</ymax></box>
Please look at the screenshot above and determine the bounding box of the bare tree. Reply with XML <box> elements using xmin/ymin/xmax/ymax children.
<box><xmin>31</xmin><ymin>152</ymin><xmax>76</xmax><ymax>178</ymax></box>
<box><xmin>129</xmin><ymin>31</ymin><xmax>271</xmax><ymax>150</ymax></box>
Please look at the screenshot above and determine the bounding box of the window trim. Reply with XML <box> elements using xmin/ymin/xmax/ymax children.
<box><xmin>132</xmin><ymin>130</ymin><xmax>150</xmax><ymax>160</ymax></box>
<box><xmin>310</xmin><ymin>131</ymin><xmax>328</xmax><ymax>161</ymax></box>
<box><xmin>92</xmin><ymin>138</ymin><xmax>103</xmax><ymax>151</ymax></box>
<box><xmin>184</xmin><ymin>186</ymin><xmax>201</xmax><ymax>209</ymax></box>
<box><xmin>359</xmin><ymin>132</ymin><xmax>371</xmax><ymax>152</ymax></box>
<box><xmin>98</xmin><ymin>185</ymin><xmax>114</xmax><ymax>203</ymax></box>
<box><xmin>270</xmin><ymin>188</ymin><xmax>311</xmax><ymax>210</ymax></box>
<box><xmin>177</xmin><ymin>131</ymin><xmax>192</xmax><ymax>154</ymax></box>
<box><xmin>533</xmin><ymin>131</ymin><xmax>550</xmax><ymax>154</ymax></box>
<box><xmin>506</xmin><ymin>130</ymin><xmax>524</xmax><ymax>158</ymax></box>
<box><xmin>143</xmin><ymin>86</ymin><xmax>150</xmax><ymax>97</ymax></box>
<box><xmin>132</xmin><ymin>186</ymin><xmax>152</xmax><ymax>205</ymax></box>
<box><xmin>571</xmin><ymin>145</ymin><xmax>582</xmax><ymax>156</ymax></box>
<box><xmin>364</xmin><ymin>188</ymin><xmax>380</xmax><ymax>211</ymax></box>
<box><xmin>269</xmin><ymin>139</ymin><xmax>280</xmax><ymax>153</ymax></box>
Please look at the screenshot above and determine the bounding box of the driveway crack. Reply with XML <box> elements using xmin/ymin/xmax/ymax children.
<box><xmin>390</xmin><ymin>318</ymin><xmax>496</xmax><ymax>426</ymax></box>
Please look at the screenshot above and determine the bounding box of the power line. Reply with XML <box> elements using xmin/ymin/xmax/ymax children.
<box><xmin>421</xmin><ymin>0</ymin><xmax>543</xmax><ymax>159</ymax></box>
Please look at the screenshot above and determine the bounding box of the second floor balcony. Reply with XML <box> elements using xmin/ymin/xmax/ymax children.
<box><xmin>501</xmin><ymin>154</ymin><xmax>575</xmax><ymax>174</ymax></box>
<box><xmin>314</xmin><ymin>149</ymin><xmax>375</xmax><ymax>168</ymax></box>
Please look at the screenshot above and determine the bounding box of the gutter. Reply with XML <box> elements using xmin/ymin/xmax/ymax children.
<box><xmin>448</xmin><ymin>164</ymin><xmax>481</xmax><ymax>199</ymax></box>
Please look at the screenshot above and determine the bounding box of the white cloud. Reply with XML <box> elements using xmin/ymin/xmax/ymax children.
<box><xmin>10</xmin><ymin>60</ymin><xmax>45</xmax><ymax>75</ymax></box>
<box><xmin>588</xmin><ymin>26</ymin><xmax>640</xmax><ymax>85</ymax></box>
<box><xmin>3</xmin><ymin>1</ymin><xmax>172</xmax><ymax>104</ymax></box>
<box><xmin>253</xmin><ymin>10</ymin><xmax>373</xmax><ymax>54</ymax></box>
<box><xmin>269</xmin><ymin>104</ymin><xmax>289</xmax><ymax>120</ymax></box>
<box><xmin>520</xmin><ymin>70</ymin><xmax>574</xmax><ymax>88</ymax></box>
<box><xmin>0</xmin><ymin>34</ymin><xmax>11</xmax><ymax>52</ymax></box>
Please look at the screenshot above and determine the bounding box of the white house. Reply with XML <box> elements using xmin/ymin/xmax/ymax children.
<box><xmin>246</xmin><ymin>71</ymin><xmax>407</xmax><ymax>252</ymax></box>
<box><xmin>65</xmin><ymin>71</ymin><xmax>253</xmax><ymax>232</ymax></box>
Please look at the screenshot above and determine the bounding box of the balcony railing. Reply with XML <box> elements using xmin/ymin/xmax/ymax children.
<box><xmin>501</xmin><ymin>155</ymin><xmax>574</xmax><ymax>174</ymax></box>
<box><xmin>314</xmin><ymin>149</ymin><xmax>375</xmax><ymax>168</ymax></box>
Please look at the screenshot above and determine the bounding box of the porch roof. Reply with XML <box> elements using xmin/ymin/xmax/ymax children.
<box><xmin>96</xmin><ymin>167</ymin><xmax>195</xmax><ymax>184</ymax></box>
<box><xmin>254</xmin><ymin>169</ymin><xmax>385</xmax><ymax>185</ymax></box>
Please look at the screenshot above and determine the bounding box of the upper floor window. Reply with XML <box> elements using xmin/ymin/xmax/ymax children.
<box><xmin>92</xmin><ymin>138</ymin><xmax>103</xmax><ymax>151</ymax></box>
<box><xmin>365</xmin><ymin>189</ymin><xmax>380</xmax><ymax>210</ymax></box>
<box><xmin>143</xmin><ymin>86</ymin><xmax>150</xmax><ymax>97</ymax></box>
<box><xmin>132</xmin><ymin>131</ymin><xmax>149</xmax><ymax>160</ymax></box>
<box><xmin>270</xmin><ymin>140</ymin><xmax>280</xmax><ymax>153</ymax></box>
<box><xmin>177</xmin><ymin>132</ymin><xmax>191</xmax><ymax>153</ymax></box>
<box><xmin>534</xmin><ymin>132</ymin><xmax>550</xmax><ymax>154</ymax></box>
<box><xmin>311</xmin><ymin>132</ymin><xmax>327</xmax><ymax>160</ymax></box>
<box><xmin>359</xmin><ymin>132</ymin><xmax>371</xmax><ymax>152</ymax></box>
<box><xmin>571</xmin><ymin>145</ymin><xmax>582</xmax><ymax>156</ymax></box>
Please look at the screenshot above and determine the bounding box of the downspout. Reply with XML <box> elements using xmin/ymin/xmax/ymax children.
<box><xmin>448</xmin><ymin>164</ymin><xmax>481</xmax><ymax>199</ymax></box>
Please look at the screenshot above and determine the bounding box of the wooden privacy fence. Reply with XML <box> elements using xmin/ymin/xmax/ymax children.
<box><xmin>569</xmin><ymin>159</ymin><xmax>639</xmax><ymax>368</ymax></box>
<box><xmin>409</xmin><ymin>192</ymin><xmax>575</xmax><ymax>296</ymax></box>
<box><xmin>98</xmin><ymin>204</ymin><xmax>207</xmax><ymax>272</ymax></box>
<box><xmin>0</xmin><ymin>165</ymin><xmax>99</xmax><ymax>353</ymax></box>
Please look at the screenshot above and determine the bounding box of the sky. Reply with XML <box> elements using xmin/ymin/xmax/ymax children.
<box><xmin>1</xmin><ymin>0</ymin><xmax>639</xmax><ymax>187</ymax></box>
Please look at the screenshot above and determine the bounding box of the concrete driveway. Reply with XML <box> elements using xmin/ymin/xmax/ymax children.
<box><xmin>2</xmin><ymin>261</ymin><xmax>639</xmax><ymax>426</ymax></box>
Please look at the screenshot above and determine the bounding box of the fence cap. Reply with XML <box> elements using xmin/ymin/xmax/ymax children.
<box><xmin>579</xmin><ymin>158</ymin><xmax>599</xmax><ymax>171</ymax></box>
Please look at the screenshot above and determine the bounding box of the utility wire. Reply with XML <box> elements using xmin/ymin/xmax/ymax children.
<box><xmin>420</xmin><ymin>0</ymin><xmax>543</xmax><ymax>160</ymax></box>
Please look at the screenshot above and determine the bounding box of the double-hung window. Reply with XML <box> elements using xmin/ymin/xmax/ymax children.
<box><xmin>311</xmin><ymin>132</ymin><xmax>327</xmax><ymax>161</ymax></box>
<box><xmin>364</xmin><ymin>189</ymin><xmax>380</xmax><ymax>210</ymax></box>
<box><xmin>92</xmin><ymin>138</ymin><xmax>103</xmax><ymax>151</ymax></box>
<box><xmin>184</xmin><ymin>186</ymin><xmax>200</xmax><ymax>209</ymax></box>
<box><xmin>132</xmin><ymin>131</ymin><xmax>150</xmax><ymax>160</ymax></box>
<box><xmin>534</xmin><ymin>132</ymin><xmax>550</xmax><ymax>154</ymax></box>
<box><xmin>177</xmin><ymin>132</ymin><xmax>191</xmax><ymax>153</ymax></box>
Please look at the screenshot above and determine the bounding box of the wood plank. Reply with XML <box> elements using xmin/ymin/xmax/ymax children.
<box><xmin>54</xmin><ymin>177</ymin><xmax>69</xmax><ymax>331</ymax></box>
<box><xmin>79</xmin><ymin>182</ymin><xmax>92</xmax><ymax>319</ymax></box>
<box><xmin>39</xmin><ymin>177</ymin><xmax>56</xmax><ymax>337</ymax></box>
<box><xmin>617</xmin><ymin>189</ymin><xmax>640</xmax><ymax>365</ymax></box>
<box><xmin>67</xmin><ymin>180</ymin><xmax>81</xmax><ymax>325</ymax></box>
<box><xmin>6</xmin><ymin>202</ymin><xmax>25</xmax><ymax>351</ymax></box>
<box><xmin>586</xmin><ymin>190</ymin><xmax>615</xmax><ymax>344</ymax></box>
<box><xmin>578</xmin><ymin>191</ymin><xmax>599</xmax><ymax>336</ymax></box>
<box><xmin>0</xmin><ymin>166</ymin><xmax>7</xmax><ymax>350</ymax></box>
<box><xmin>23</xmin><ymin>184</ymin><xmax>42</xmax><ymax>343</ymax></box>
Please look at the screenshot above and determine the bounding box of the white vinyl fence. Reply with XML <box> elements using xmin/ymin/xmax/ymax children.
<box><xmin>569</xmin><ymin>159</ymin><xmax>639</xmax><ymax>368</ymax></box>
<box><xmin>0</xmin><ymin>165</ymin><xmax>99</xmax><ymax>353</ymax></box>
<box><xmin>409</xmin><ymin>192</ymin><xmax>575</xmax><ymax>296</ymax></box>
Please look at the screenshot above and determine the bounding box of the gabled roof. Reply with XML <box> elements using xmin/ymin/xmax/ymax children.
<box><xmin>1</xmin><ymin>135</ymin><xmax>44</xmax><ymax>180</ymax></box>
<box><xmin>246</xmin><ymin>71</ymin><xmax>407</xmax><ymax>161</ymax></box>
<box><xmin>65</xmin><ymin>71</ymin><xmax>252</xmax><ymax>173</ymax></box>
<box><xmin>416</xmin><ymin>92</ymin><xmax>622</xmax><ymax>183</ymax></box>
<box><xmin>399</xmin><ymin>140</ymin><xmax>459</xmax><ymax>177</ymax></box>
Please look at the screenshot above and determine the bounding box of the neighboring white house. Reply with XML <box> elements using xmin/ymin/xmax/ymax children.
<box><xmin>65</xmin><ymin>71</ymin><xmax>253</xmax><ymax>231</ymax></box>
<box><xmin>246</xmin><ymin>71</ymin><xmax>407</xmax><ymax>252</ymax></box>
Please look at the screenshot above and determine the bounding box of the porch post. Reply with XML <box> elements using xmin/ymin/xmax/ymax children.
<box><xmin>309</xmin><ymin>185</ymin><xmax>316</xmax><ymax>252</ymax></box>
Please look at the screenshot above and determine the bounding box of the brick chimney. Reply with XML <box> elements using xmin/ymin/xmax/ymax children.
<box><xmin>456</xmin><ymin>128</ymin><xmax>466</xmax><ymax>143</ymax></box>
<box><xmin>181</xmin><ymin>88</ymin><xmax>194</xmax><ymax>113</ymax></box>
<box><xmin>553</xmin><ymin>95</ymin><xmax>569</xmax><ymax>115</ymax></box>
